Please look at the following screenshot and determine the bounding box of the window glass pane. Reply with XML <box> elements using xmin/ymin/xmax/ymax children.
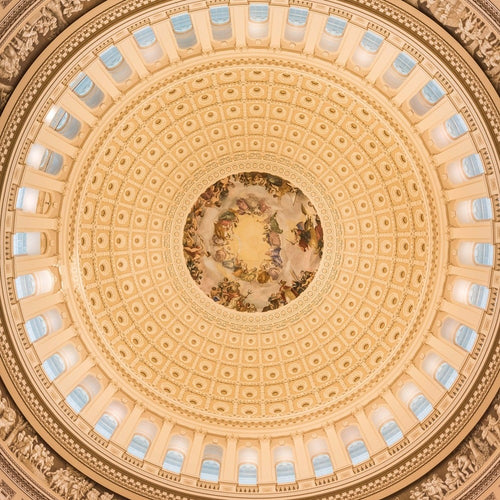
<box><xmin>409</xmin><ymin>394</ymin><xmax>432</xmax><ymax>421</ymax></box>
<box><xmin>421</xmin><ymin>80</ymin><xmax>445</xmax><ymax>104</ymax></box>
<box><xmin>163</xmin><ymin>450</ymin><xmax>184</xmax><ymax>473</ymax></box>
<box><xmin>171</xmin><ymin>13</ymin><xmax>192</xmax><ymax>33</ymax></box>
<box><xmin>324</xmin><ymin>16</ymin><xmax>346</xmax><ymax>36</ymax></box>
<box><xmin>13</xmin><ymin>233</ymin><xmax>27</xmax><ymax>255</ymax></box>
<box><xmin>312</xmin><ymin>454</ymin><xmax>333</xmax><ymax>477</ymax></box>
<box><xmin>25</xmin><ymin>315</ymin><xmax>48</xmax><ymax>342</ymax></box>
<box><xmin>380</xmin><ymin>420</ymin><xmax>403</xmax><ymax>446</ymax></box>
<box><xmin>15</xmin><ymin>274</ymin><xmax>36</xmax><ymax>299</ymax></box>
<box><xmin>66</xmin><ymin>386</ymin><xmax>89</xmax><ymax>413</ymax></box>
<box><xmin>70</xmin><ymin>73</ymin><xmax>94</xmax><ymax>96</ymax></box>
<box><xmin>288</xmin><ymin>7</ymin><xmax>308</xmax><ymax>26</ymax></box>
<box><xmin>42</xmin><ymin>353</ymin><xmax>65</xmax><ymax>381</ymax></box>
<box><xmin>128</xmin><ymin>435</ymin><xmax>149</xmax><ymax>459</ymax></box>
<box><xmin>474</xmin><ymin>243</ymin><xmax>494</xmax><ymax>266</ymax></box>
<box><xmin>276</xmin><ymin>461</ymin><xmax>295</xmax><ymax>483</ymax></box>
<box><xmin>40</xmin><ymin>150</ymin><xmax>63</xmax><ymax>175</ymax></box>
<box><xmin>134</xmin><ymin>26</ymin><xmax>156</xmax><ymax>48</ymax></box>
<box><xmin>468</xmin><ymin>284</ymin><xmax>489</xmax><ymax>309</ymax></box>
<box><xmin>472</xmin><ymin>198</ymin><xmax>492</xmax><ymax>220</ymax></box>
<box><xmin>392</xmin><ymin>53</ymin><xmax>416</xmax><ymax>75</ymax></box>
<box><xmin>462</xmin><ymin>154</ymin><xmax>484</xmax><ymax>178</ymax></box>
<box><xmin>435</xmin><ymin>362</ymin><xmax>458</xmax><ymax>389</ymax></box>
<box><xmin>347</xmin><ymin>440</ymin><xmax>370</xmax><ymax>465</ymax></box>
<box><xmin>49</xmin><ymin>108</ymin><xmax>69</xmax><ymax>131</ymax></box>
<box><xmin>445</xmin><ymin>114</ymin><xmax>468</xmax><ymax>138</ymax></box>
<box><xmin>200</xmin><ymin>459</ymin><xmax>220</xmax><ymax>482</ymax></box>
<box><xmin>360</xmin><ymin>31</ymin><xmax>383</xmax><ymax>52</ymax></box>
<box><xmin>210</xmin><ymin>6</ymin><xmax>230</xmax><ymax>24</ymax></box>
<box><xmin>99</xmin><ymin>46</ymin><xmax>123</xmax><ymax>69</ymax></box>
<box><xmin>249</xmin><ymin>4</ymin><xmax>268</xmax><ymax>22</ymax></box>
<box><xmin>95</xmin><ymin>414</ymin><xmax>118</xmax><ymax>439</ymax></box>
<box><xmin>238</xmin><ymin>463</ymin><xmax>257</xmax><ymax>484</ymax></box>
<box><xmin>455</xmin><ymin>325</ymin><xmax>477</xmax><ymax>351</ymax></box>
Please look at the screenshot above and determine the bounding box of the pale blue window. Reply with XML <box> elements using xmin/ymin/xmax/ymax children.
<box><xmin>468</xmin><ymin>284</ymin><xmax>489</xmax><ymax>309</ymax></box>
<box><xmin>16</xmin><ymin>187</ymin><xmax>30</xmax><ymax>209</ymax></box>
<box><xmin>238</xmin><ymin>463</ymin><xmax>257</xmax><ymax>485</ymax></box>
<box><xmin>128</xmin><ymin>435</ymin><xmax>150</xmax><ymax>459</ymax></box>
<box><xmin>70</xmin><ymin>73</ymin><xmax>93</xmax><ymax>96</ymax></box>
<box><xmin>163</xmin><ymin>450</ymin><xmax>184</xmax><ymax>473</ymax></box>
<box><xmin>445</xmin><ymin>114</ymin><xmax>468</xmax><ymax>138</ymax></box>
<box><xmin>409</xmin><ymin>394</ymin><xmax>432</xmax><ymax>421</ymax></box>
<box><xmin>15</xmin><ymin>274</ymin><xmax>36</xmax><ymax>299</ymax></box>
<box><xmin>325</xmin><ymin>16</ymin><xmax>346</xmax><ymax>36</ymax></box>
<box><xmin>95</xmin><ymin>413</ymin><xmax>118</xmax><ymax>439</ymax></box>
<box><xmin>210</xmin><ymin>6</ymin><xmax>230</xmax><ymax>24</ymax></box>
<box><xmin>288</xmin><ymin>7</ymin><xmax>308</xmax><ymax>26</ymax></box>
<box><xmin>421</xmin><ymin>80</ymin><xmax>445</xmax><ymax>104</ymax></box>
<box><xmin>13</xmin><ymin>233</ymin><xmax>28</xmax><ymax>255</ymax></box>
<box><xmin>39</xmin><ymin>149</ymin><xmax>63</xmax><ymax>175</ymax></box>
<box><xmin>276</xmin><ymin>461</ymin><xmax>295</xmax><ymax>483</ymax></box>
<box><xmin>312</xmin><ymin>454</ymin><xmax>333</xmax><ymax>477</ymax></box>
<box><xmin>435</xmin><ymin>362</ymin><xmax>458</xmax><ymax>389</ymax></box>
<box><xmin>171</xmin><ymin>13</ymin><xmax>192</xmax><ymax>33</ymax></box>
<box><xmin>455</xmin><ymin>325</ymin><xmax>477</xmax><ymax>351</ymax></box>
<box><xmin>360</xmin><ymin>31</ymin><xmax>383</xmax><ymax>52</ymax></box>
<box><xmin>49</xmin><ymin>108</ymin><xmax>69</xmax><ymax>131</ymax></box>
<box><xmin>66</xmin><ymin>386</ymin><xmax>89</xmax><ymax>413</ymax></box>
<box><xmin>472</xmin><ymin>197</ymin><xmax>492</xmax><ymax>220</ymax></box>
<box><xmin>133</xmin><ymin>26</ymin><xmax>156</xmax><ymax>47</ymax></box>
<box><xmin>99</xmin><ymin>46</ymin><xmax>123</xmax><ymax>69</ymax></box>
<box><xmin>48</xmin><ymin>108</ymin><xmax>81</xmax><ymax>139</ymax></box>
<box><xmin>42</xmin><ymin>353</ymin><xmax>65</xmax><ymax>381</ymax></box>
<box><xmin>249</xmin><ymin>4</ymin><xmax>268</xmax><ymax>22</ymax></box>
<box><xmin>347</xmin><ymin>440</ymin><xmax>370</xmax><ymax>465</ymax></box>
<box><xmin>474</xmin><ymin>243</ymin><xmax>494</xmax><ymax>266</ymax></box>
<box><xmin>380</xmin><ymin>420</ymin><xmax>403</xmax><ymax>446</ymax></box>
<box><xmin>200</xmin><ymin>459</ymin><xmax>220</xmax><ymax>482</ymax></box>
<box><xmin>462</xmin><ymin>154</ymin><xmax>484</xmax><ymax>178</ymax></box>
<box><xmin>393</xmin><ymin>53</ymin><xmax>416</xmax><ymax>75</ymax></box>
<box><xmin>25</xmin><ymin>316</ymin><xmax>48</xmax><ymax>342</ymax></box>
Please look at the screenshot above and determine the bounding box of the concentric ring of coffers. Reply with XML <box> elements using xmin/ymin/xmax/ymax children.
<box><xmin>0</xmin><ymin>0</ymin><xmax>498</xmax><ymax>498</ymax></box>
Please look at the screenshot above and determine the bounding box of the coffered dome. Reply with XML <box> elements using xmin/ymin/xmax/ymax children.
<box><xmin>0</xmin><ymin>0</ymin><xmax>498</xmax><ymax>498</ymax></box>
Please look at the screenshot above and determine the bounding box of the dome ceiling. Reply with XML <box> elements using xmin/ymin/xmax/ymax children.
<box><xmin>0</xmin><ymin>0</ymin><xmax>498</xmax><ymax>499</ymax></box>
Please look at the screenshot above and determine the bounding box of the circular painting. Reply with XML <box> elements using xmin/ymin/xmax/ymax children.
<box><xmin>183</xmin><ymin>172</ymin><xmax>323</xmax><ymax>312</ymax></box>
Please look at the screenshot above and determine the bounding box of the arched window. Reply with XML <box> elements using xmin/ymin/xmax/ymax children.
<box><xmin>455</xmin><ymin>325</ymin><xmax>477</xmax><ymax>351</ymax></box>
<box><xmin>474</xmin><ymin>243</ymin><xmax>494</xmax><ymax>266</ymax></box>
<box><xmin>99</xmin><ymin>46</ymin><xmax>132</xmax><ymax>82</ymax></box>
<box><xmin>210</xmin><ymin>6</ymin><xmax>232</xmax><ymax>40</ymax></box>
<box><xmin>346</xmin><ymin>440</ymin><xmax>370</xmax><ymax>465</ymax></box>
<box><xmin>133</xmin><ymin>27</ymin><xmax>163</xmax><ymax>63</ymax></box>
<box><xmin>392</xmin><ymin>53</ymin><xmax>416</xmax><ymax>75</ymax></box>
<box><xmin>409</xmin><ymin>80</ymin><xmax>445</xmax><ymax>115</ymax></box>
<box><xmin>379</xmin><ymin>420</ymin><xmax>404</xmax><ymax>446</ymax></box>
<box><xmin>171</xmin><ymin>13</ymin><xmax>197</xmax><ymax>49</ymax></box>
<box><xmin>248</xmin><ymin>3</ymin><xmax>268</xmax><ymax>38</ymax></box>
<box><xmin>312</xmin><ymin>454</ymin><xmax>334</xmax><ymax>477</ymax></box>
<box><xmin>468</xmin><ymin>284</ymin><xmax>489</xmax><ymax>309</ymax></box>
<box><xmin>200</xmin><ymin>460</ymin><xmax>220</xmax><ymax>482</ymax></box>
<box><xmin>66</xmin><ymin>386</ymin><xmax>90</xmax><ymax>413</ymax></box>
<box><xmin>26</xmin><ymin>144</ymin><xmax>63</xmax><ymax>175</ymax></box>
<box><xmin>462</xmin><ymin>154</ymin><xmax>485</xmax><ymax>178</ymax></box>
<box><xmin>472</xmin><ymin>198</ymin><xmax>493</xmax><ymax>221</ymax></box>
<box><xmin>360</xmin><ymin>31</ymin><xmax>383</xmax><ymax>53</ymax></box>
<box><xmin>285</xmin><ymin>7</ymin><xmax>308</xmax><ymax>42</ymax></box>
<box><xmin>445</xmin><ymin>114</ymin><xmax>468</xmax><ymax>139</ymax></box>
<box><xmin>45</xmin><ymin>106</ymin><xmax>81</xmax><ymax>139</ymax></box>
<box><xmin>127</xmin><ymin>434</ymin><xmax>150</xmax><ymax>459</ymax></box>
<box><xmin>238</xmin><ymin>463</ymin><xmax>257</xmax><ymax>485</ymax></box>
<box><xmin>25</xmin><ymin>309</ymin><xmax>62</xmax><ymax>342</ymax></box>
<box><xmin>95</xmin><ymin>413</ymin><xmax>119</xmax><ymax>439</ymax></box>
<box><xmin>435</xmin><ymin>362</ymin><xmax>458</xmax><ymax>389</ymax></box>
<box><xmin>42</xmin><ymin>353</ymin><xmax>65</xmax><ymax>380</ymax></box>
<box><xmin>15</xmin><ymin>274</ymin><xmax>36</xmax><ymax>299</ymax></box>
<box><xmin>70</xmin><ymin>72</ymin><xmax>104</xmax><ymax>108</ymax></box>
<box><xmin>16</xmin><ymin>187</ymin><xmax>40</xmax><ymax>212</ymax></box>
<box><xmin>409</xmin><ymin>394</ymin><xmax>433</xmax><ymax>421</ymax></box>
<box><xmin>275</xmin><ymin>461</ymin><xmax>295</xmax><ymax>483</ymax></box>
<box><xmin>13</xmin><ymin>232</ymin><xmax>41</xmax><ymax>256</ymax></box>
<box><xmin>163</xmin><ymin>450</ymin><xmax>184</xmax><ymax>473</ymax></box>
<box><xmin>200</xmin><ymin>444</ymin><xmax>222</xmax><ymax>482</ymax></box>
<box><xmin>319</xmin><ymin>16</ymin><xmax>346</xmax><ymax>52</ymax></box>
